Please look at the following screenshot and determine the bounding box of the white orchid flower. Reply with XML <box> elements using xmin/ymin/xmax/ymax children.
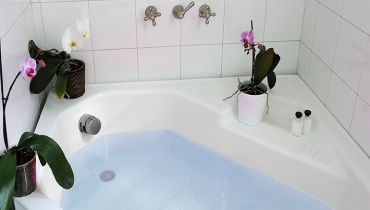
<box><xmin>76</xmin><ymin>19</ymin><xmax>90</xmax><ymax>39</ymax></box>
<box><xmin>62</xmin><ymin>27</ymin><xmax>84</xmax><ymax>54</ymax></box>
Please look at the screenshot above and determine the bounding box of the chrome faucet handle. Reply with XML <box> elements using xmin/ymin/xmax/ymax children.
<box><xmin>173</xmin><ymin>1</ymin><xmax>195</xmax><ymax>19</ymax></box>
<box><xmin>199</xmin><ymin>4</ymin><xmax>216</xmax><ymax>24</ymax></box>
<box><xmin>144</xmin><ymin>6</ymin><xmax>161</xmax><ymax>27</ymax></box>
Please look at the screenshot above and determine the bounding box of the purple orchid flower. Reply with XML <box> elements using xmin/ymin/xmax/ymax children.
<box><xmin>241</xmin><ymin>30</ymin><xmax>254</xmax><ymax>47</ymax></box>
<box><xmin>20</xmin><ymin>55</ymin><xmax>36</xmax><ymax>79</ymax></box>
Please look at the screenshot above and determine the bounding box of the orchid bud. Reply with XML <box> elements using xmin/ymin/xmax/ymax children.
<box><xmin>258</xmin><ymin>44</ymin><xmax>263</xmax><ymax>50</ymax></box>
<box><xmin>38</xmin><ymin>60</ymin><xmax>46</xmax><ymax>67</ymax></box>
<box><xmin>39</xmin><ymin>52</ymin><xmax>44</xmax><ymax>55</ymax></box>
<box><xmin>51</xmin><ymin>53</ymin><xmax>55</xmax><ymax>57</ymax></box>
<box><xmin>37</xmin><ymin>49</ymin><xmax>42</xmax><ymax>52</ymax></box>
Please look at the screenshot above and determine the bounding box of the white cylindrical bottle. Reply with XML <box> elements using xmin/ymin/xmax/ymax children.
<box><xmin>291</xmin><ymin>112</ymin><xmax>303</xmax><ymax>137</ymax></box>
<box><xmin>302</xmin><ymin>110</ymin><xmax>312</xmax><ymax>135</ymax></box>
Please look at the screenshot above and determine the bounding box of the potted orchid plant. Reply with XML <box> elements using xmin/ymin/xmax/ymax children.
<box><xmin>224</xmin><ymin>21</ymin><xmax>280</xmax><ymax>125</ymax></box>
<box><xmin>28</xmin><ymin>19</ymin><xmax>90</xmax><ymax>99</ymax></box>
<box><xmin>0</xmin><ymin>51</ymin><xmax>74</xmax><ymax>209</ymax></box>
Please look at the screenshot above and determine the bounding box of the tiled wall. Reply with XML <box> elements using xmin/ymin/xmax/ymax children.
<box><xmin>32</xmin><ymin>0</ymin><xmax>304</xmax><ymax>84</ymax></box>
<box><xmin>297</xmin><ymin>0</ymin><xmax>370</xmax><ymax>157</ymax></box>
<box><xmin>0</xmin><ymin>1</ymin><xmax>48</xmax><ymax>152</ymax></box>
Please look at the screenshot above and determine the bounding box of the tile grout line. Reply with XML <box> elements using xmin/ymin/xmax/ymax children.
<box><xmin>262</xmin><ymin>0</ymin><xmax>268</xmax><ymax>44</ymax></box>
<box><xmin>38</xmin><ymin>2</ymin><xmax>48</xmax><ymax>50</ymax></box>
<box><xmin>86</xmin><ymin>0</ymin><xmax>97</xmax><ymax>84</ymax></box>
<box><xmin>296</xmin><ymin>0</ymin><xmax>307</xmax><ymax>75</ymax></box>
<box><xmin>134</xmin><ymin>0</ymin><xmax>139</xmax><ymax>82</ymax></box>
<box><xmin>220</xmin><ymin>0</ymin><xmax>226</xmax><ymax>78</ymax></box>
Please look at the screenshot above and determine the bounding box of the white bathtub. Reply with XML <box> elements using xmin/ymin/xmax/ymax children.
<box><xmin>15</xmin><ymin>75</ymin><xmax>370</xmax><ymax>210</ymax></box>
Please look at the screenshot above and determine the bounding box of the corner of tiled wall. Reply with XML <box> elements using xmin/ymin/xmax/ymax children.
<box><xmin>297</xmin><ymin>0</ymin><xmax>370</xmax><ymax>157</ymax></box>
<box><xmin>0</xmin><ymin>0</ymin><xmax>49</xmax><ymax>152</ymax></box>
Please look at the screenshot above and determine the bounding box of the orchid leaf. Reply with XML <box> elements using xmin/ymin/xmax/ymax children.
<box><xmin>18</xmin><ymin>132</ymin><xmax>37</xmax><ymax>147</ymax></box>
<box><xmin>267</xmin><ymin>71</ymin><xmax>277</xmax><ymax>89</ymax></box>
<box><xmin>256</xmin><ymin>45</ymin><xmax>266</xmax><ymax>64</ymax></box>
<box><xmin>17</xmin><ymin>135</ymin><xmax>74</xmax><ymax>189</ymax></box>
<box><xmin>269</xmin><ymin>53</ymin><xmax>280</xmax><ymax>74</ymax></box>
<box><xmin>38</xmin><ymin>153</ymin><xmax>47</xmax><ymax>166</ymax></box>
<box><xmin>55</xmin><ymin>70</ymin><xmax>69</xmax><ymax>99</ymax></box>
<box><xmin>30</xmin><ymin>59</ymin><xmax>64</xmax><ymax>94</ymax></box>
<box><xmin>63</xmin><ymin>59</ymin><xmax>70</xmax><ymax>73</ymax></box>
<box><xmin>0</xmin><ymin>150</ymin><xmax>16</xmax><ymax>210</ymax></box>
<box><xmin>254</xmin><ymin>48</ymin><xmax>274</xmax><ymax>85</ymax></box>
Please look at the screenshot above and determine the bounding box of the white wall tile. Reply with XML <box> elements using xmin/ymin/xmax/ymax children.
<box><xmin>350</xmin><ymin>96</ymin><xmax>370</xmax><ymax>156</ymax></box>
<box><xmin>136</xmin><ymin>0</ymin><xmax>180</xmax><ymax>48</ymax></box>
<box><xmin>342</xmin><ymin>0</ymin><xmax>370</xmax><ymax>35</ymax></box>
<box><xmin>41</xmin><ymin>1</ymin><xmax>92</xmax><ymax>51</ymax></box>
<box><xmin>301</xmin><ymin>0</ymin><xmax>318</xmax><ymax>49</ymax></box>
<box><xmin>326</xmin><ymin>73</ymin><xmax>357</xmax><ymax>132</ymax></box>
<box><xmin>70</xmin><ymin>51</ymin><xmax>95</xmax><ymax>84</ymax></box>
<box><xmin>138</xmin><ymin>46</ymin><xmax>180</xmax><ymax>81</ymax></box>
<box><xmin>332</xmin><ymin>19</ymin><xmax>369</xmax><ymax>92</ymax></box>
<box><xmin>6</xmin><ymin>91</ymin><xmax>27</xmax><ymax>147</ymax></box>
<box><xmin>181</xmin><ymin>44</ymin><xmax>222</xmax><ymax>79</ymax></box>
<box><xmin>263</xmin><ymin>41</ymin><xmax>300</xmax><ymax>75</ymax></box>
<box><xmin>23</xmin><ymin>5</ymin><xmax>38</xmax><ymax>45</ymax></box>
<box><xmin>222</xmin><ymin>43</ymin><xmax>252</xmax><ymax>78</ymax></box>
<box><xmin>307</xmin><ymin>54</ymin><xmax>332</xmax><ymax>104</ymax></box>
<box><xmin>90</xmin><ymin>0</ymin><xmax>136</xmax><ymax>50</ymax></box>
<box><xmin>319</xmin><ymin>0</ymin><xmax>344</xmax><ymax>15</ymax></box>
<box><xmin>22</xmin><ymin>0</ymin><xmax>30</xmax><ymax>10</ymax></box>
<box><xmin>19</xmin><ymin>78</ymin><xmax>40</xmax><ymax>132</ymax></box>
<box><xmin>297</xmin><ymin>42</ymin><xmax>312</xmax><ymax>83</ymax></box>
<box><xmin>312</xmin><ymin>4</ymin><xmax>341</xmax><ymax>69</ymax></box>
<box><xmin>94</xmin><ymin>49</ymin><xmax>138</xmax><ymax>84</ymax></box>
<box><xmin>3</xmin><ymin>0</ymin><xmax>23</xmax><ymax>31</ymax></box>
<box><xmin>31</xmin><ymin>3</ymin><xmax>46</xmax><ymax>49</ymax></box>
<box><xmin>180</xmin><ymin>0</ymin><xmax>225</xmax><ymax>46</ymax></box>
<box><xmin>223</xmin><ymin>0</ymin><xmax>266</xmax><ymax>44</ymax></box>
<box><xmin>264</xmin><ymin>0</ymin><xmax>305</xmax><ymax>41</ymax></box>
<box><xmin>0</xmin><ymin>2</ymin><xmax>8</xmax><ymax>39</ymax></box>
<box><xmin>358</xmin><ymin>46</ymin><xmax>370</xmax><ymax>105</ymax></box>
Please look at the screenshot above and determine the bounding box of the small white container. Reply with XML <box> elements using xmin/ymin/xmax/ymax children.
<box><xmin>302</xmin><ymin>110</ymin><xmax>312</xmax><ymax>135</ymax></box>
<box><xmin>237</xmin><ymin>80</ymin><xmax>269</xmax><ymax>126</ymax></box>
<box><xmin>291</xmin><ymin>112</ymin><xmax>303</xmax><ymax>137</ymax></box>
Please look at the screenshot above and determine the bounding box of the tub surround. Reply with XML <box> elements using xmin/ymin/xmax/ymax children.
<box><xmin>14</xmin><ymin>75</ymin><xmax>370</xmax><ymax>210</ymax></box>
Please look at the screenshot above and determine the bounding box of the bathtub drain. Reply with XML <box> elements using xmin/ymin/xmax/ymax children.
<box><xmin>99</xmin><ymin>170</ymin><xmax>116</xmax><ymax>182</ymax></box>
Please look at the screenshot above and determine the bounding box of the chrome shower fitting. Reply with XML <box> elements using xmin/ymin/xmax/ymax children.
<box><xmin>172</xmin><ymin>1</ymin><xmax>195</xmax><ymax>19</ymax></box>
<box><xmin>199</xmin><ymin>4</ymin><xmax>216</xmax><ymax>24</ymax></box>
<box><xmin>144</xmin><ymin>6</ymin><xmax>161</xmax><ymax>27</ymax></box>
<box><xmin>79</xmin><ymin>114</ymin><xmax>101</xmax><ymax>135</ymax></box>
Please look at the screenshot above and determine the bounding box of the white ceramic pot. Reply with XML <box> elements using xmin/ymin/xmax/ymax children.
<box><xmin>237</xmin><ymin>80</ymin><xmax>269</xmax><ymax>126</ymax></box>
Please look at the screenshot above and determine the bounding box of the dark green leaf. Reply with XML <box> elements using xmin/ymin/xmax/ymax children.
<box><xmin>38</xmin><ymin>153</ymin><xmax>46</xmax><ymax>166</ymax></box>
<box><xmin>18</xmin><ymin>132</ymin><xmax>37</xmax><ymax>147</ymax></box>
<box><xmin>55</xmin><ymin>70</ymin><xmax>69</xmax><ymax>99</ymax></box>
<box><xmin>255</xmin><ymin>45</ymin><xmax>266</xmax><ymax>64</ymax></box>
<box><xmin>63</xmin><ymin>59</ymin><xmax>70</xmax><ymax>73</ymax></box>
<box><xmin>268</xmin><ymin>53</ymin><xmax>281</xmax><ymax>74</ymax></box>
<box><xmin>28</xmin><ymin>40</ymin><xmax>40</xmax><ymax>59</ymax></box>
<box><xmin>17</xmin><ymin>135</ymin><xmax>74</xmax><ymax>189</ymax></box>
<box><xmin>267</xmin><ymin>71</ymin><xmax>277</xmax><ymax>89</ymax></box>
<box><xmin>30</xmin><ymin>59</ymin><xmax>64</xmax><ymax>94</ymax></box>
<box><xmin>254</xmin><ymin>48</ymin><xmax>274</xmax><ymax>85</ymax></box>
<box><xmin>0</xmin><ymin>151</ymin><xmax>16</xmax><ymax>210</ymax></box>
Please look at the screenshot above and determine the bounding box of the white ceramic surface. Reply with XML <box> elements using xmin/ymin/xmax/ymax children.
<box><xmin>138</xmin><ymin>46</ymin><xmax>180</xmax><ymax>81</ymax></box>
<box><xmin>307</xmin><ymin>54</ymin><xmax>332</xmax><ymax>104</ymax></box>
<box><xmin>350</xmin><ymin>96</ymin><xmax>370</xmax><ymax>157</ymax></box>
<box><xmin>223</xmin><ymin>0</ymin><xmax>266</xmax><ymax>44</ymax></box>
<box><xmin>20</xmin><ymin>75</ymin><xmax>370</xmax><ymax>210</ymax></box>
<box><xmin>312</xmin><ymin>4</ymin><xmax>341</xmax><ymax>68</ymax></box>
<box><xmin>342</xmin><ymin>0</ymin><xmax>370</xmax><ymax>35</ymax></box>
<box><xmin>221</xmin><ymin>43</ymin><xmax>252</xmax><ymax>78</ymax></box>
<box><xmin>332</xmin><ymin>19</ymin><xmax>369</xmax><ymax>92</ymax></box>
<box><xmin>297</xmin><ymin>42</ymin><xmax>312</xmax><ymax>83</ymax></box>
<box><xmin>326</xmin><ymin>73</ymin><xmax>357</xmax><ymax>132</ymax></box>
<box><xmin>181</xmin><ymin>44</ymin><xmax>222</xmax><ymax>79</ymax></box>
<box><xmin>301</xmin><ymin>0</ymin><xmax>318</xmax><ymax>49</ymax></box>
<box><xmin>358</xmin><ymin>44</ymin><xmax>370</xmax><ymax>105</ymax></box>
<box><xmin>70</xmin><ymin>51</ymin><xmax>96</xmax><ymax>84</ymax></box>
<box><xmin>93</xmin><ymin>49</ymin><xmax>138</xmax><ymax>83</ymax></box>
<box><xmin>31</xmin><ymin>3</ymin><xmax>46</xmax><ymax>50</ymax></box>
<box><xmin>89</xmin><ymin>0</ymin><xmax>136</xmax><ymax>50</ymax></box>
<box><xmin>319</xmin><ymin>0</ymin><xmax>344</xmax><ymax>15</ymax></box>
<box><xmin>264</xmin><ymin>0</ymin><xmax>305</xmax><ymax>42</ymax></box>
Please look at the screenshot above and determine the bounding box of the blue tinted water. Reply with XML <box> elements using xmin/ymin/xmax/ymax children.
<box><xmin>60</xmin><ymin>130</ymin><xmax>333</xmax><ymax>210</ymax></box>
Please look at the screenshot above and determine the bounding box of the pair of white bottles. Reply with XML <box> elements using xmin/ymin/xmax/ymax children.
<box><xmin>291</xmin><ymin>110</ymin><xmax>312</xmax><ymax>137</ymax></box>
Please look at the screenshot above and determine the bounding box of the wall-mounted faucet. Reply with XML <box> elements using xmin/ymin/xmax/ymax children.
<box><xmin>172</xmin><ymin>1</ymin><xmax>195</xmax><ymax>19</ymax></box>
<box><xmin>144</xmin><ymin>6</ymin><xmax>161</xmax><ymax>27</ymax></box>
<box><xmin>199</xmin><ymin>4</ymin><xmax>216</xmax><ymax>24</ymax></box>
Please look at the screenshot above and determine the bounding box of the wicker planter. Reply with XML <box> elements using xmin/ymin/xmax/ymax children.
<box><xmin>64</xmin><ymin>59</ymin><xmax>85</xmax><ymax>99</ymax></box>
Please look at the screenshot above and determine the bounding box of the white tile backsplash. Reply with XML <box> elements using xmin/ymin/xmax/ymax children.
<box><xmin>138</xmin><ymin>46</ymin><xmax>180</xmax><ymax>81</ymax></box>
<box><xmin>342</xmin><ymin>0</ymin><xmax>370</xmax><ymax>35</ymax></box>
<box><xmin>221</xmin><ymin>43</ymin><xmax>252</xmax><ymax>78</ymax></box>
<box><xmin>297</xmin><ymin>42</ymin><xmax>312</xmax><ymax>83</ymax></box>
<box><xmin>319</xmin><ymin>0</ymin><xmax>344</xmax><ymax>16</ymax></box>
<box><xmin>264</xmin><ymin>41</ymin><xmax>300</xmax><ymax>75</ymax></box>
<box><xmin>350</xmin><ymin>96</ymin><xmax>370</xmax><ymax>156</ymax></box>
<box><xmin>301</xmin><ymin>0</ymin><xmax>318</xmax><ymax>49</ymax></box>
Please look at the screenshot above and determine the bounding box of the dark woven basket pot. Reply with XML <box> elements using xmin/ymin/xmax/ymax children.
<box><xmin>65</xmin><ymin>59</ymin><xmax>85</xmax><ymax>99</ymax></box>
